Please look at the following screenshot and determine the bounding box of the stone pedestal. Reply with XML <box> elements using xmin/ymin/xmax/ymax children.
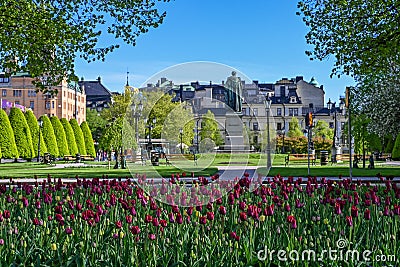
<box><xmin>223</xmin><ymin>112</ymin><xmax>249</xmax><ymax>151</ymax></box>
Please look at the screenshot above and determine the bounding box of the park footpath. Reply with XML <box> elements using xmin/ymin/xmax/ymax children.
<box><xmin>0</xmin><ymin>163</ymin><xmax>399</xmax><ymax>185</ymax></box>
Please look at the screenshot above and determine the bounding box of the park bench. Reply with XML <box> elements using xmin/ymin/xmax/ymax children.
<box><xmin>164</xmin><ymin>154</ymin><xmax>197</xmax><ymax>166</ymax></box>
<box><xmin>285</xmin><ymin>154</ymin><xmax>316</xmax><ymax>167</ymax></box>
<box><xmin>63</xmin><ymin>155</ymin><xmax>76</xmax><ymax>163</ymax></box>
<box><xmin>81</xmin><ymin>155</ymin><xmax>95</xmax><ymax>161</ymax></box>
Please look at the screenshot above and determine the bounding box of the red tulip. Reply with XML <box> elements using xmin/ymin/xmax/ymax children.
<box><xmin>33</xmin><ymin>218</ymin><xmax>40</xmax><ymax>225</ymax></box>
<box><xmin>364</xmin><ymin>209</ymin><xmax>371</xmax><ymax>220</ymax></box>
<box><xmin>239</xmin><ymin>212</ymin><xmax>247</xmax><ymax>221</ymax></box>
<box><xmin>3</xmin><ymin>210</ymin><xmax>10</xmax><ymax>219</ymax></box>
<box><xmin>351</xmin><ymin>205</ymin><xmax>358</xmax><ymax>217</ymax></box>
<box><xmin>115</xmin><ymin>221</ymin><xmax>123</xmax><ymax>229</ymax></box>
<box><xmin>65</xmin><ymin>227</ymin><xmax>73</xmax><ymax>234</ymax></box>
<box><xmin>346</xmin><ymin>216</ymin><xmax>353</xmax><ymax>226</ymax></box>
<box><xmin>148</xmin><ymin>233</ymin><xmax>156</xmax><ymax>240</ymax></box>
<box><xmin>207</xmin><ymin>211</ymin><xmax>215</xmax><ymax>221</ymax></box>
<box><xmin>145</xmin><ymin>214</ymin><xmax>152</xmax><ymax>223</ymax></box>
<box><xmin>218</xmin><ymin>206</ymin><xmax>227</xmax><ymax>215</ymax></box>
<box><xmin>230</xmin><ymin>231</ymin><xmax>240</xmax><ymax>241</ymax></box>
<box><xmin>126</xmin><ymin>215</ymin><xmax>133</xmax><ymax>224</ymax></box>
<box><xmin>334</xmin><ymin>202</ymin><xmax>342</xmax><ymax>215</ymax></box>
<box><xmin>160</xmin><ymin>219</ymin><xmax>167</xmax><ymax>227</ymax></box>
<box><xmin>287</xmin><ymin>215</ymin><xmax>297</xmax><ymax>229</ymax></box>
<box><xmin>176</xmin><ymin>213</ymin><xmax>183</xmax><ymax>224</ymax></box>
<box><xmin>199</xmin><ymin>216</ymin><xmax>207</xmax><ymax>225</ymax></box>
<box><xmin>152</xmin><ymin>217</ymin><xmax>159</xmax><ymax>227</ymax></box>
<box><xmin>130</xmin><ymin>226</ymin><xmax>140</xmax><ymax>235</ymax></box>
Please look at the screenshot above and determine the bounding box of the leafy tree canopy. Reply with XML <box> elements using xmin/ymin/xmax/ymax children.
<box><xmin>0</xmin><ymin>109</ymin><xmax>18</xmax><ymax>158</ymax></box>
<box><xmin>297</xmin><ymin>1</ymin><xmax>400</xmax><ymax>77</ymax></box>
<box><xmin>0</xmin><ymin>0</ymin><xmax>170</xmax><ymax>92</ymax></box>
<box><xmin>25</xmin><ymin>109</ymin><xmax>47</xmax><ymax>157</ymax></box>
<box><xmin>287</xmin><ymin>117</ymin><xmax>303</xmax><ymax>138</ymax></box>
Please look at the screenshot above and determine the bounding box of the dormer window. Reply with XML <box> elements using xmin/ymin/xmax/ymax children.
<box><xmin>290</xmin><ymin>96</ymin><xmax>297</xmax><ymax>103</ymax></box>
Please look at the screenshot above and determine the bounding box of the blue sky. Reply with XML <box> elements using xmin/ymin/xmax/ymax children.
<box><xmin>75</xmin><ymin>0</ymin><xmax>354</xmax><ymax>103</ymax></box>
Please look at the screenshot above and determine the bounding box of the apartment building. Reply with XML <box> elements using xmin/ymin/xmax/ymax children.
<box><xmin>0</xmin><ymin>72</ymin><xmax>86</xmax><ymax>123</ymax></box>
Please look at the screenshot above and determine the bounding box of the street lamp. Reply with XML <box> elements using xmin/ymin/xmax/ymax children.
<box><xmin>37</xmin><ymin>117</ymin><xmax>43</xmax><ymax>163</ymax></box>
<box><xmin>179</xmin><ymin>128</ymin><xmax>183</xmax><ymax>154</ymax></box>
<box><xmin>265</xmin><ymin>95</ymin><xmax>272</xmax><ymax>169</ymax></box>
<box><xmin>131</xmin><ymin>101</ymin><xmax>143</xmax><ymax>151</ymax></box>
<box><xmin>146</xmin><ymin>118</ymin><xmax>156</xmax><ymax>153</ymax></box>
<box><xmin>327</xmin><ymin>98</ymin><xmax>337</xmax><ymax>163</ymax></box>
<box><xmin>278</xmin><ymin>129</ymin><xmax>285</xmax><ymax>153</ymax></box>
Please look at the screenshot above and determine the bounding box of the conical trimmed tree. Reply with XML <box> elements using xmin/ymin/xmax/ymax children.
<box><xmin>0</xmin><ymin>109</ymin><xmax>18</xmax><ymax>159</ymax></box>
<box><xmin>70</xmin><ymin>119</ymin><xmax>86</xmax><ymax>155</ymax></box>
<box><xmin>50</xmin><ymin>116</ymin><xmax>69</xmax><ymax>156</ymax></box>
<box><xmin>40</xmin><ymin>115</ymin><xmax>59</xmax><ymax>157</ymax></box>
<box><xmin>80</xmin><ymin>121</ymin><xmax>95</xmax><ymax>157</ymax></box>
<box><xmin>60</xmin><ymin>118</ymin><xmax>78</xmax><ymax>156</ymax></box>
<box><xmin>9</xmin><ymin>107</ymin><xmax>34</xmax><ymax>159</ymax></box>
<box><xmin>25</xmin><ymin>110</ymin><xmax>47</xmax><ymax>157</ymax></box>
<box><xmin>392</xmin><ymin>133</ymin><xmax>400</xmax><ymax>160</ymax></box>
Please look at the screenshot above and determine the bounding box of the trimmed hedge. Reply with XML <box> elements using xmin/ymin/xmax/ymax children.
<box><xmin>40</xmin><ymin>115</ymin><xmax>59</xmax><ymax>157</ymax></box>
<box><xmin>70</xmin><ymin>119</ymin><xmax>86</xmax><ymax>155</ymax></box>
<box><xmin>392</xmin><ymin>133</ymin><xmax>400</xmax><ymax>160</ymax></box>
<box><xmin>9</xmin><ymin>108</ymin><xmax>34</xmax><ymax>159</ymax></box>
<box><xmin>25</xmin><ymin>110</ymin><xmax>47</xmax><ymax>157</ymax></box>
<box><xmin>0</xmin><ymin>109</ymin><xmax>19</xmax><ymax>158</ymax></box>
<box><xmin>50</xmin><ymin>116</ymin><xmax>69</xmax><ymax>156</ymax></box>
<box><xmin>60</xmin><ymin>118</ymin><xmax>78</xmax><ymax>156</ymax></box>
<box><xmin>80</xmin><ymin>121</ymin><xmax>95</xmax><ymax>157</ymax></box>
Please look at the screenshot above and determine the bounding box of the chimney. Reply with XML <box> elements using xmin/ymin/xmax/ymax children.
<box><xmin>222</xmin><ymin>80</ymin><xmax>224</xmax><ymax>85</ymax></box>
<box><xmin>97</xmin><ymin>76</ymin><xmax>101</xmax><ymax>82</ymax></box>
<box><xmin>295</xmin><ymin>76</ymin><xmax>303</xmax><ymax>83</ymax></box>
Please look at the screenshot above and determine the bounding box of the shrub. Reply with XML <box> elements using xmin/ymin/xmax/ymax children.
<box><xmin>391</xmin><ymin>133</ymin><xmax>400</xmax><ymax>160</ymax></box>
<box><xmin>24</xmin><ymin>110</ymin><xmax>47</xmax><ymax>157</ymax></box>
<box><xmin>50</xmin><ymin>116</ymin><xmax>69</xmax><ymax>156</ymax></box>
<box><xmin>40</xmin><ymin>115</ymin><xmax>59</xmax><ymax>157</ymax></box>
<box><xmin>80</xmin><ymin>121</ymin><xmax>95</xmax><ymax>157</ymax></box>
<box><xmin>0</xmin><ymin>109</ymin><xmax>19</xmax><ymax>159</ymax></box>
<box><xmin>70</xmin><ymin>119</ymin><xmax>86</xmax><ymax>155</ymax></box>
<box><xmin>60</xmin><ymin>118</ymin><xmax>78</xmax><ymax>156</ymax></box>
<box><xmin>9</xmin><ymin>108</ymin><xmax>34</xmax><ymax>159</ymax></box>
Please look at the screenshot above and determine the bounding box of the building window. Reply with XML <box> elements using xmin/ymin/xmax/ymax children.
<box><xmin>253</xmin><ymin>122</ymin><xmax>259</xmax><ymax>131</ymax></box>
<box><xmin>329</xmin><ymin>122</ymin><xmax>334</xmax><ymax>129</ymax></box>
<box><xmin>277</xmin><ymin>108</ymin><xmax>282</xmax><ymax>116</ymax></box>
<box><xmin>280</xmin><ymin>86</ymin><xmax>285</xmax><ymax>97</ymax></box>
<box><xmin>28</xmin><ymin>90</ymin><xmax>37</xmax><ymax>97</ymax></box>
<box><xmin>252</xmin><ymin>108</ymin><xmax>258</xmax><ymax>116</ymax></box>
<box><xmin>2</xmin><ymin>89</ymin><xmax>6</xmax><ymax>97</ymax></box>
<box><xmin>15</xmin><ymin>101</ymin><xmax>20</xmax><ymax>105</ymax></box>
<box><xmin>277</xmin><ymin>122</ymin><xmax>282</xmax><ymax>130</ymax></box>
<box><xmin>242</xmin><ymin>107</ymin><xmax>247</xmax><ymax>116</ymax></box>
<box><xmin>29</xmin><ymin>101</ymin><xmax>34</xmax><ymax>110</ymax></box>
<box><xmin>52</xmin><ymin>101</ymin><xmax>55</xmax><ymax>109</ymax></box>
<box><xmin>289</xmin><ymin>108</ymin><xmax>298</xmax><ymax>116</ymax></box>
<box><xmin>13</xmin><ymin>90</ymin><xmax>22</xmax><ymax>97</ymax></box>
<box><xmin>0</xmin><ymin>77</ymin><xmax>9</xmax><ymax>83</ymax></box>
<box><xmin>45</xmin><ymin>101</ymin><xmax>50</xmax><ymax>110</ymax></box>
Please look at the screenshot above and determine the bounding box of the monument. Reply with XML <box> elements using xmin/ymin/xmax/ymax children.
<box><xmin>223</xmin><ymin>71</ymin><xmax>248</xmax><ymax>151</ymax></box>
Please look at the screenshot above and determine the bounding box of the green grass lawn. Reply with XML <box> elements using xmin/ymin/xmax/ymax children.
<box><xmin>258</xmin><ymin>165</ymin><xmax>400</xmax><ymax>177</ymax></box>
<box><xmin>0</xmin><ymin>162</ymin><xmax>218</xmax><ymax>179</ymax></box>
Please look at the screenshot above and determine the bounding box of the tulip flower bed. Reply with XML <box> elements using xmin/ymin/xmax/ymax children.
<box><xmin>0</xmin><ymin>175</ymin><xmax>398</xmax><ymax>266</ymax></box>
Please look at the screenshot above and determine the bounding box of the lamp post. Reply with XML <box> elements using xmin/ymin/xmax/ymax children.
<box><xmin>278</xmin><ymin>129</ymin><xmax>285</xmax><ymax>153</ymax></box>
<box><xmin>179</xmin><ymin>128</ymin><xmax>183</xmax><ymax>154</ymax></box>
<box><xmin>131</xmin><ymin>101</ymin><xmax>143</xmax><ymax>152</ymax></box>
<box><xmin>327</xmin><ymin>98</ymin><xmax>337</xmax><ymax>163</ymax></box>
<box><xmin>37</xmin><ymin>118</ymin><xmax>43</xmax><ymax>163</ymax></box>
<box><xmin>265</xmin><ymin>95</ymin><xmax>272</xmax><ymax>169</ymax></box>
<box><xmin>146</xmin><ymin>118</ymin><xmax>156</xmax><ymax>154</ymax></box>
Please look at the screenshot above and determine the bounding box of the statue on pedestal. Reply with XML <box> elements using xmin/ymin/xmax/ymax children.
<box><xmin>225</xmin><ymin>71</ymin><xmax>243</xmax><ymax>113</ymax></box>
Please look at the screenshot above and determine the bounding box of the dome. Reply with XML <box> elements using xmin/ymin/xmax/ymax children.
<box><xmin>309</xmin><ymin>77</ymin><xmax>319</xmax><ymax>87</ymax></box>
